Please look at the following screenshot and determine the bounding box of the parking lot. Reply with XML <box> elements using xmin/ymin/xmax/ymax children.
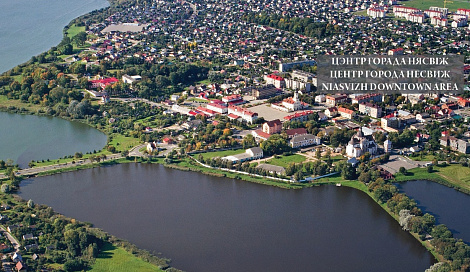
<box><xmin>380</xmin><ymin>155</ymin><xmax>429</xmax><ymax>174</ymax></box>
<box><xmin>249</xmin><ymin>104</ymin><xmax>292</xmax><ymax>121</ymax></box>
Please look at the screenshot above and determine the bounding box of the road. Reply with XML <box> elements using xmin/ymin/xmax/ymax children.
<box><xmin>0</xmin><ymin>226</ymin><xmax>20</xmax><ymax>252</ymax></box>
<box><xmin>0</xmin><ymin>153</ymin><xmax>122</xmax><ymax>180</ymax></box>
<box><xmin>0</xmin><ymin>142</ymin><xmax>180</xmax><ymax>179</ymax></box>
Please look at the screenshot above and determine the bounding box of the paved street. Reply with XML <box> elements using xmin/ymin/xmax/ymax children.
<box><xmin>0</xmin><ymin>142</ymin><xmax>181</xmax><ymax>180</ymax></box>
<box><xmin>0</xmin><ymin>226</ymin><xmax>20</xmax><ymax>253</ymax></box>
<box><xmin>0</xmin><ymin>154</ymin><xmax>122</xmax><ymax>180</ymax></box>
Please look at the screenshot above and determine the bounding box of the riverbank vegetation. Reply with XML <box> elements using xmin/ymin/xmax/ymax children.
<box><xmin>0</xmin><ymin>192</ymin><xmax>176</xmax><ymax>271</ymax></box>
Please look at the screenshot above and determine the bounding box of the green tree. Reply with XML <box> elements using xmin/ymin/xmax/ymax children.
<box><xmin>399</xmin><ymin>167</ymin><xmax>407</xmax><ymax>175</ymax></box>
<box><xmin>427</xmin><ymin>165</ymin><xmax>433</xmax><ymax>173</ymax></box>
<box><xmin>73</xmin><ymin>31</ymin><xmax>87</xmax><ymax>46</ymax></box>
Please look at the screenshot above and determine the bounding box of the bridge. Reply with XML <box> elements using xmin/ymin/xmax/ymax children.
<box><xmin>0</xmin><ymin>143</ymin><xmax>152</xmax><ymax>180</ymax></box>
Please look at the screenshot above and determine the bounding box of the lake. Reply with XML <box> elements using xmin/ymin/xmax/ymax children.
<box><xmin>19</xmin><ymin>163</ymin><xmax>436</xmax><ymax>272</ymax></box>
<box><xmin>0</xmin><ymin>111</ymin><xmax>107</xmax><ymax>168</ymax></box>
<box><xmin>0</xmin><ymin>0</ymin><xmax>109</xmax><ymax>74</ymax></box>
<box><xmin>396</xmin><ymin>180</ymin><xmax>470</xmax><ymax>244</ymax></box>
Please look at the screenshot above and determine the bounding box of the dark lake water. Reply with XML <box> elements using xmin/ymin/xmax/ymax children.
<box><xmin>0</xmin><ymin>0</ymin><xmax>109</xmax><ymax>74</ymax></box>
<box><xmin>19</xmin><ymin>163</ymin><xmax>436</xmax><ymax>272</ymax></box>
<box><xmin>0</xmin><ymin>111</ymin><xmax>107</xmax><ymax>168</ymax></box>
<box><xmin>396</xmin><ymin>180</ymin><xmax>470</xmax><ymax>244</ymax></box>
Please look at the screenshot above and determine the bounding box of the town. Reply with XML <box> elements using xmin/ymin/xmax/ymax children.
<box><xmin>1</xmin><ymin>0</ymin><xmax>470</xmax><ymax>270</ymax></box>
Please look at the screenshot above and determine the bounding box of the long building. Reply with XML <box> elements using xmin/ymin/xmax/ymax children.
<box><xmin>279</xmin><ymin>60</ymin><xmax>316</xmax><ymax>72</ymax></box>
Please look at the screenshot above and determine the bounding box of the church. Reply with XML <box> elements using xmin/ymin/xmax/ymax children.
<box><xmin>346</xmin><ymin>128</ymin><xmax>378</xmax><ymax>158</ymax></box>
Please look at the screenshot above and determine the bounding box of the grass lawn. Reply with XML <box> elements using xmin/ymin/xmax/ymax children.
<box><xmin>329</xmin><ymin>155</ymin><xmax>346</xmax><ymax>163</ymax></box>
<box><xmin>395</xmin><ymin>164</ymin><xmax>470</xmax><ymax>193</ymax></box>
<box><xmin>89</xmin><ymin>243</ymin><xmax>162</xmax><ymax>272</ymax></box>
<box><xmin>188</xmin><ymin>97</ymin><xmax>209</xmax><ymax>103</ymax></box>
<box><xmin>174</xmin><ymin>158</ymin><xmax>308</xmax><ymax>189</ymax></box>
<box><xmin>109</xmin><ymin>134</ymin><xmax>141</xmax><ymax>152</ymax></box>
<box><xmin>0</xmin><ymin>95</ymin><xmax>44</xmax><ymax>112</ymax></box>
<box><xmin>354</xmin><ymin>9</ymin><xmax>368</xmax><ymax>16</ymax></box>
<box><xmin>66</xmin><ymin>24</ymin><xmax>86</xmax><ymax>38</ymax></box>
<box><xmin>196</xmin><ymin>79</ymin><xmax>211</xmax><ymax>85</ymax></box>
<box><xmin>195</xmin><ymin>149</ymin><xmax>245</xmax><ymax>160</ymax></box>
<box><xmin>265</xmin><ymin>154</ymin><xmax>306</xmax><ymax>168</ymax></box>
<box><xmin>399</xmin><ymin>0</ymin><xmax>470</xmax><ymax>11</ymax></box>
<box><xmin>408</xmin><ymin>154</ymin><xmax>435</xmax><ymax>161</ymax></box>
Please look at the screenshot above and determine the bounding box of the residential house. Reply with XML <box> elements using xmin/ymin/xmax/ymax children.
<box><xmin>22</xmin><ymin>234</ymin><xmax>35</xmax><ymax>240</ymax></box>
<box><xmin>284</xmin><ymin>110</ymin><xmax>317</xmax><ymax>122</ymax></box>
<box><xmin>326</xmin><ymin>94</ymin><xmax>348</xmax><ymax>106</ymax></box>
<box><xmin>12</xmin><ymin>252</ymin><xmax>22</xmax><ymax>262</ymax></box>
<box><xmin>207</xmin><ymin>102</ymin><xmax>228</xmax><ymax>114</ymax></box>
<box><xmin>458</xmin><ymin>139</ymin><xmax>470</xmax><ymax>154</ymax></box>
<box><xmin>264</xmin><ymin>74</ymin><xmax>285</xmax><ymax>88</ymax></box>
<box><xmin>338</xmin><ymin>107</ymin><xmax>356</xmax><ymax>119</ymax></box>
<box><xmin>325</xmin><ymin>107</ymin><xmax>338</xmax><ymax>118</ymax></box>
<box><xmin>227</xmin><ymin>105</ymin><xmax>258</xmax><ymax>123</ymax></box>
<box><xmin>285</xmin><ymin>128</ymin><xmax>308</xmax><ymax>138</ymax></box>
<box><xmin>182</xmin><ymin>119</ymin><xmax>203</xmax><ymax>130</ymax></box>
<box><xmin>352</xmin><ymin>93</ymin><xmax>383</xmax><ymax>104</ymax></box>
<box><xmin>416</xmin><ymin>113</ymin><xmax>430</xmax><ymax>122</ymax></box>
<box><xmin>458</xmin><ymin>97</ymin><xmax>470</xmax><ymax>107</ymax></box>
<box><xmin>440</xmin><ymin>136</ymin><xmax>470</xmax><ymax>154</ymax></box>
<box><xmin>0</xmin><ymin>243</ymin><xmax>10</xmax><ymax>253</ymax></box>
<box><xmin>359</xmin><ymin>103</ymin><xmax>382</xmax><ymax>118</ymax></box>
<box><xmin>381</xmin><ymin>113</ymin><xmax>400</xmax><ymax>131</ymax></box>
<box><xmin>162</xmin><ymin>137</ymin><xmax>174</xmax><ymax>144</ymax></box>
<box><xmin>89</xmin><ymin>77</ymin><xmax>119</xmax><ymax>90</ymax></box>
<box><xmin>222</xmin><ymin>94</ymin><xmax>244</xmax><ymax>105</ymax></box>
<box><xmin>251</xmin><ymin>85</ymin><xmax>279</xmax><ymax>99</ymax></box>
<box><xmin>262</xmin><ymin>119</ymin><xmax>282</xmax><ymax>134</ymax></box>
<box><xmin>290</xmin><ymin>134</ymin><xmax>321</xmax><ymax>148</ymax></box>
<box><xmin>16</xmin><ymin>261</ymin><xmax>26</xmax><ymax>271</ymax></box>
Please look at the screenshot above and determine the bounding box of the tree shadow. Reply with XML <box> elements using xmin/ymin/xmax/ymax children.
<box><xmin>96</xmin><ymin>243</ymin><xmax>116</xmax><ymax>259</ymax></box>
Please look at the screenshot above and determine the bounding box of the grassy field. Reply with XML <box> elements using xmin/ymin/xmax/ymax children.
<box><xmin>0</xmin><ymin>95</ymin><xmax>44</xmax><ymax>112</ymax></box>
<box><xmin>265</xmin><ymin>154</ymin><xmax>306</xmax><ymax>168</ymax></box>
<box><xmin>195</xmin><ymin>149</ymin><xmax>245</xmax><ymax>160</ymax></box>
<box><xmin>89</xmin><ymin>243</ymin><xmax>162</xmax><ymax>272</ymax></box>
<box><xmin>188</xmin><ymin>97</ymin><xmax>209</xmax><ymax>103</ymax></box>
<box><xmin>196</xmin><ymin>79</ymin><xmax>212</xmax><ymax>85</ymax></box>
<box><xmin>175</xmin><ymin>158</ymin><xmax>308</xmax><ymax>189</ymax></box>
<box><xmin>394</xmin><ymin>164</ymin><xmax>470</xmax><ymax>193</ymax></box>
<box><xmin>354</xmin><ymin>9</ymin><xmax>368</xmax><ymax>16</ymax></box>
<box><xmin>66</xmin><ymin>24</ymin><xmax>86</xmax><ymax>38</ymax></box>
<box><xmin>399</xmin><ymin>0</ymin><xmax>470</xmax><ymax>11</ymax></box>
<box><xmin>108</xmin><ymin>134</ymin><xmax>141</xmax><ymax>152</ymax></box>
<box><xmin>329</xmin><ymin>155</ymin><xmax>346</xmax><ymax>163</ymax></box>
<box><xmin>408</xmin><ymin>154</ymin><xmax>435</xmax><ymax>161</ymax></box>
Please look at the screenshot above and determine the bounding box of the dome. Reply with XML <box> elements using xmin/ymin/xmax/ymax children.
<box><xmin>356</xmin><ymin>128</ymin><xmax>364</xmax><ymax>138</ymax></box>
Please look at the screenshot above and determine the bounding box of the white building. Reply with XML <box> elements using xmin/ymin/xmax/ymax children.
<box><xmin>207</xmin><ymin>103</ymin><xmax>228</xmax><ymax>114</ymax></box>
<box><xmin>367</xmin><ymin>7</ymin><xmax>386</xmax><ymax>18</ymax></box>
<box><xmin>290</xmin><ymin>134</ymin><xmax>321</xmax><ymax>148</ymax></box>
<box><xmin>346</xmin><ymin>128</ymin><xmax>378</xmax><ymax>158</ymax></box>
<box><xmin>384</xmin><ymin>139</ymin><xmax>392</xmax><ymax>153</ymax></box>
<box><xmin>271</xmin><ymin>92</ymin><xmax>306</xmax><ymax>112</ymax></box>
<box><xmin>122</xmin><ymin>74</ymin><xmax>142</xmax><ymax>85</ymax></box>
<box><xmin>222</xmin><ymin>147</ymin><xmax>263</xmax><ymax>163</ymax></box>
